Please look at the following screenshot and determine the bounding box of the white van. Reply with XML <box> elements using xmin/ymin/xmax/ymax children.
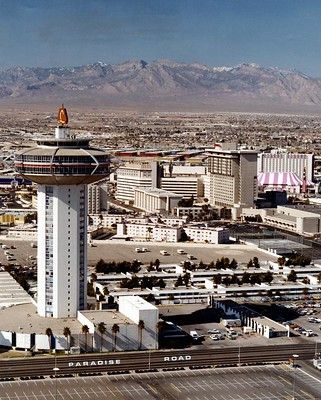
<box><xmin>190</xmin><ymin>330</ymin><xmax>199</xmax><ymax>339</ymax></box>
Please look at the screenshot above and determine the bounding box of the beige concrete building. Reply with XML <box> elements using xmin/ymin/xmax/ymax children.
<box><xmin>184</xmin><ymin>226</ymin><xmax>230</xmax><ymax>244</ymax></box>
<box><xmin>242</xmin><ymin>205</ymin><xmax>321</xmax><ymax>236</ymax></box>
<box><xmin>116</xmin><ymin>161</ymin><xmax>160</xmax><ymax>203</ymax></box>
<box><xmin>205</xmin><ymin>149</ymin><xmax>258</xmax><ymax>208</ymax></box>
<box><xmin>134</xmin><ymin>187</ymin><xmax>181</xmax><ymax>214</ymax></box>
<box><xmin>88</xmin><ymin>182</ymin><xmax>108</xmax><ymax>214</ymax></box>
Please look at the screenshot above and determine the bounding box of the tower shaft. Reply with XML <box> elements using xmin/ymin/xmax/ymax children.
<box><xmin>37</xmin><ymin>185</ymin><xmax>87</xmax><ymax>318</ymax></box>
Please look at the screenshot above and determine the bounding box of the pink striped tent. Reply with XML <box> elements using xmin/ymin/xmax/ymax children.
<box><xmin>258</xmin><ymin>172</ymin><xmax>313</xmax><ymax>187</ymax></box>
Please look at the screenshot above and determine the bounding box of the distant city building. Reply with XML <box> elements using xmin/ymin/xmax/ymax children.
<box><xmin>257</xmin><ymin>151</ymin><xmax>314</xmax><ymax>181</ymax></box>
<box><xmin>116</xmin><ymin>161</ymin><xmax>161</xmax><ymax>203</ymax></box>
<box><xmin>242</xmin><ymin>204</ymin><xmax>321</xmax><ymax>236</ymax></box>
<box><xmin>205</xmin><ymin>149</ymin><xmax>258</xmax><ymax>208</ymax></box>
<box><xmin>175</xmin><ymin>206</ymin><xmax>205</xmax><ymax>219</ymax></box>
<box><xmin>88</xmin><ymin>182</ymin><xmax>108</xmax><ymax>214</ymax></box>
<box><xmin>0</xmin><ymin>211</ymin><xmax>29</xmax><ymax>226</ymax></box>
<box><xmin>89</xmin><ymin>213</ymin><xmax>124</xmax><ymax>227</ymax></box>
<box><xmin>7</xmin><ymin>223</ymin><xmax>37</xmax><ymax>240</ymax></box>
<box><xmin>160</xmin><ymin>176</ymin><xmax>203</xmax><ymax>198</ymax></box>
<box><xmin>134</xmin><ymin>187</ymin><xmax>181</xmax><ymax>214</ymax></box>
<box><xmin>162</xmin><ymin>164</ymin><xmax>206</xmax><ymax>177</ymax></box>
<box><xmin>0</xmin><ymin>176</ymin><xmax>32</xmax><ymax>188</ymax></box>
<box><xmin>184</xmin><ymin>226</ymin><xmax>229</xmax><ymax>244</ymax></box>
<box><xmin>116</xmin><ymin>222</ymin><xmax>182</xmax><ymax>242</ymax></box>
<box><xmin>149</xmin><ymin>215</ymin><xmax>188</xmax><ymax>226</ymax></box>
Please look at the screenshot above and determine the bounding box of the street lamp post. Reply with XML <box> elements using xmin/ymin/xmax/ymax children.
<box><xmin>238</xmin><ymin>341</ymin><xmax>241</xmax><ymax>367</ymax></box>
<box><xmin>53</xmin><ymin>354</ymin><xmax>60</xmax><ymax>400</ymax></box>
<box><xmin>292</xmin><ymin>354</ymin><xmax>299</xmax><ymax>400</ymax></box>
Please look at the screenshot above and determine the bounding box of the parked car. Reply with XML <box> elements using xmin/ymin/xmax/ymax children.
<box><xmin>208</xmin><ymin>329</ymin><xmax>221</xmax><ymax>334</ymax></box>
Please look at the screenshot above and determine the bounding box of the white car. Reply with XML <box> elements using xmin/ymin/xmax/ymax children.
<box><xmin>208</xmin><ymin>329</ymin><xmax>220</xmax><ymax>334</ymax></box>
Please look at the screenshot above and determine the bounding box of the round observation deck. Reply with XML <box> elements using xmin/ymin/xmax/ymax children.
<box><xmin>14</xmin><ymin>107</ymin><xmax>109</xmax><ymax>185</ymax></box>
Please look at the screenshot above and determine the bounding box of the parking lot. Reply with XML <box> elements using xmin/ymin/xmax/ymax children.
<box><xmin>0</xmin><ymin>239</ymin><xmax>36</xmax><ymax>267</ymax></box>
<box><xmin>88</xmin><ymin>241</ymin><xmax>278</xmax><ymax>266</ymax></box>
<box><xmin>0</xmin><ymin>364</ymin><xmax>318</xmax><ymax>399</ymax></box>
<box><xmin>0</xmin><ymin>239</ymin><xmax>278</xmax><ymax>269</ymax></box>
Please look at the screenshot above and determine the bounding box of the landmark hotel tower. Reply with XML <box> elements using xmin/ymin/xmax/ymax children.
<box><xmin>14</xmin><ymin>106</ymin><xmax>109</xmax><ymax>318</ymax></box>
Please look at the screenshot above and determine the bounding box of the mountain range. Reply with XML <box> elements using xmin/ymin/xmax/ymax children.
<box><xmin>1</xmin><ymin>60</ymin><xmax>321</xmax><ymax>112</ymax></box>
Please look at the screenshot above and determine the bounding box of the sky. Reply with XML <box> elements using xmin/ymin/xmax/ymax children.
<box><xmin>1</xmin><ymin>0</ymin><xmax>321</xmax><ymax>76</ymax></box>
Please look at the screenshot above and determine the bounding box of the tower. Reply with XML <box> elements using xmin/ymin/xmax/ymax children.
<box><xmin>14</xmin><ymin>106</ymin><xmax>109</xmax><ymax>318</ymax></box>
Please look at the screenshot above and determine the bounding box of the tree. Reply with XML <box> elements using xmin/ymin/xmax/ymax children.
<box><xmin>222</xmin><ymin>276</ymin><xmax>231</xmax><ymax>286</ymax></box>
<box><xmin>158</xmin><ymin>278</ymin><xmax>166</xmax><ymax>289</ymax></box>
<box><xmin>147</xmin><ymin>227</ymin><xmax>153</xmax><ymax>241</ymax></box>
<box><xmin>112</xmin><ymin>324</ymin><xmax>120</xmax><ymax>351</ymax></box>
<box><xmin>213</xmin><ymin>274</ymin><xmax>222</xmax><ymax>285</ymax></box>
<box><xmin>208</xmin><ymin>261</ymin><xmax>215</xmax><ymax>270</ymax></box>
<box><xmin>45</xmin><ymin>328</ymin><xmax>53</xmax><ymax>353</ymax></box>
<box><xmin>146</xmin><ymin>293</ymin><xmax>155</xmax><ymax>303</ymax></box>
<box><xmin>249</xmin><ymin>274</ymin><xmax>261</xmax><ymax>285</ymax></box>
<box><xmin>215</xmin><ymin>258</ymin><xmax>223</xmax><ymax>269</ymax></box>
<box><xmin>96</xmin><ymin>258</ymin><xmax>107</xmax><ymax>272</ymax></box>
<box><xmin>154</xmin><ymin>259</ymin><xmax>160</xmax><ymax>271</ymax></box>
<box><xmin>82</xmin><ymin>325</ymin><xmax>90</xmax><ymax>353</ymax></box>
<box><xmin>175</xmin><ymin>275</ymin><xmax>184</xmax><ymax>287</ymax></box>
<box><xmin>97</xmin><ymin>322</ymin><xmax>106</xmax><ymax>352</ymax></box>
<box><xmin>63</xmin><ymin>327</ymin><xmax>71</xmax><ymax>353</ymax></box>
<box><xmin>247</xmin><ymin>259</ymin><xmax>254</xmax><ymax>269</ymax></box>
<box><xmin>263</xmin><ymin>271</ymin><xmax>273</xmax><ymax>284</ymax></box>
<box><xmin>183</xmin><ymin>272</ymin><xmax>191</xmax><ymax>287</ymax></box>
<box><xmin>287</xmin><ymin>269</ymin><xmax>297</xmax><ymax>282</ymax></box>
<box><xmin>147</xmin><ymin>261</ymin><xmax>155</xmax><ymax>272</ymax></box>
<box><xmin>157</xmin><ymin>320</ymin><xmax>166</xmax><ymax>346</ymax></box>
<box><xmin>138</xmin><ymin>320</ymin><xmax>145</xmax><ymax>350</ymax></box>
<box><xmin>241</xmin><ymin>272</ymin><xmax>251</xmax><ymax>284</ymax></box>
<box><xmin>229</xmin><ymin>259</ymin><xmax>238</xmax><ymax>270</ymax></box>
<box><xmin>253</xmin><ymin>257</ymin><xmax>260</xmax><ymax>269</ymax></box>
<box><xmin>87</xmin><ymin>282</ymin><xmax>95</xmax><ymax>297</ymax></box>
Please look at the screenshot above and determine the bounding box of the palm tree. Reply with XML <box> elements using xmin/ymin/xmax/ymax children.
<box><xmin>112</xmin><ymin>323</ymin><xmax>120</xmax><ymax>352</ymax></box>
<box><xmin>103</xmin><ymin>286</ymin><xmax>109</xmax><ymax>297</ymax></box>
<box><xmin>147</xmin><ymin>226</ymin><xmax>153</xmax><ymax>241</ymax></box>
<box><xmin>97</xmin><ymin>322</ymin><xmax>107</xmax><ymax>352</ymax></box>
<box><xmin>45</xmin><ymin>328</ymin><xmax>53</xmax><ymax>353</ymax></box>
<box><xmin>63</xmin><ymin>327</ymin><xmax>71</xmax><ymax>353</ymax></box>
<box><xmin>82</xmin><ymin>325</ymin><xmax>89</xmax><ymax>353</ymax></box>
<box><xmin>138</xmin><ymin>320</ymin><xmax>145</xmax><ymax>350</ymax></box>
<box><xmin>157</xmin><ymin>320</ymin><xmax>166</xmax><ymax>348</ymax></box>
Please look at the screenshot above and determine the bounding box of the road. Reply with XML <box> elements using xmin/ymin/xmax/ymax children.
<box><xmin>0</xmin><ymin>343</ymin><xmax>316</xmax><ymax>379</ymax></box>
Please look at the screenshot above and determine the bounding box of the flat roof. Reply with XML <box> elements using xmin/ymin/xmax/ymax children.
<box><xmin>252</xmin><ymin>316</ymin><xmax>288</xmax><ymax>332</ymax></box>
<box><xmin>79</xmin><ymin>310</ymin><xmax>133</xmax><ymax>326</ymax></box>
<box><xmin>134</xmin><ymin>187</ymin><xmax>181</xmax><ymax>197</ymax></box>
<box><xmin>0</xmin><ymin>271</ymin><xmax>32</xmax><ymax>307</ymax></box>
<box><xmin>119</xmin><ymin>295</ymin><xmax>158</xmax><ymax>310</ymax></box>
<box><xmin>0</xmin><ymin>303</ymin><xmax>82</xmax><ymax>334</ymax></box>
<box><xmin>249</xmin><ymin>239</ymin><xmax>311</xmax><ymax>250</ymax></box>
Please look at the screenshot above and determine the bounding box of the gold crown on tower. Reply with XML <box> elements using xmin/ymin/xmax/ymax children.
<box><xmin>57</xmin><ymin>104</ymin><xmax>68</xmax><ymax>126</ymax></box>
